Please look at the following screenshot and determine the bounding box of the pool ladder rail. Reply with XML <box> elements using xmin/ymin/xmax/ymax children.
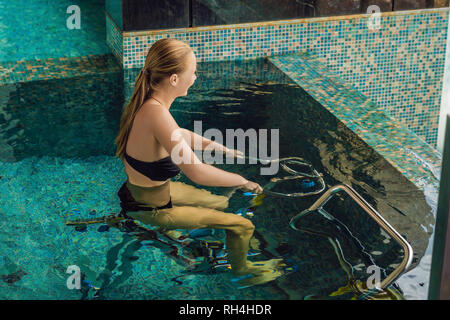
<box><xmin>289</xmin><ymin>184</ymin><xmax>414</xmax><ymax>291</ymax></box>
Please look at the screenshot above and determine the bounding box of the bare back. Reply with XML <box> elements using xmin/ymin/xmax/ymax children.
<box><xmin>124</xmin><ymin>99</ymin><xmax>170</xmax><ymax>187</ymax></box>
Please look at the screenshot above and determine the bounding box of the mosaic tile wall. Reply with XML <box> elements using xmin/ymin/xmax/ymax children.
<box><xmin>269</xmin><ymin>52</ymin><xmax>441</xmax><ymax>191</ymax></box>
<box><xmin>105</xmin><ymin>8</ymin><xmax>449</xmax><ymax>149</ymax></box>
<box><xmin>106</xmin><ymin>13</ymin><xmax>123</xmax><ymax>66</ymax></box>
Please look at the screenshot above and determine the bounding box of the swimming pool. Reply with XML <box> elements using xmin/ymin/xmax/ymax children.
<box><xmin>0</xmin><ymin>55</ymin><xmax>437</xmax><ymax>299</ymax></box>
<box><xmin>0</xmin><ymin>0</ymin><xmax>109</xmax><ymax>63</ymax></box>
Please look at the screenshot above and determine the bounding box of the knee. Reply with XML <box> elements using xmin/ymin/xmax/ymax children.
<box><xmin>204</xmin><ymin>195</ymin><xmax>229</xmax><ymax>210</ymax></box>
<box><xmin>234</xmin><ymin>218</ymin><xmax>255</xmax><ymax>236</ymax></box>
<box><xmin>215</xmin><ymin>197</ymin><xmax>229</xmax><ymax>210</ymax></box>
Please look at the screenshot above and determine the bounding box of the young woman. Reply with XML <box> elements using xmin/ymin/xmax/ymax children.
<box><xmin>115</xmin><ymin>38</ymin><xmax>284</xmax><ymax>286</ymax></box>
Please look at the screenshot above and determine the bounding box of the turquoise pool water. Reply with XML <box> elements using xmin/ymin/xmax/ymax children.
<box><xmin>0</xmin><ymin>55</ymin><xmax>436</xmax><ymax>299</ymax></box>
<box><xmin>0</xmin><ymin>0</ymin><xmax>109</xmax><ymax>63</ymax></box>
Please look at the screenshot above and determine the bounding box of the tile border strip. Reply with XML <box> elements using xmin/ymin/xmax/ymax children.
<box><xmin>0</xmin><ymin>54</ymin><xmax>121</xmax><ymax>85</ymax></box>
<box><xmin>122</xmin><ymin>7</ymin><xmax>449</xmax><ymax>37</ymax></box>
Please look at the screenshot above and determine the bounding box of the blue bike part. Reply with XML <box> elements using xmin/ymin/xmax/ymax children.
<box><xmin>188</xmin><ymin>228</ymin><xmax>213</xmax><ymax>238</ymax></box>
<box><xmin>213</xmin><ymin>263</ymin><xmax>231</xmax><ymax>270</ymax></box>
<box><xmin>82</xmin><ymin>280</ymin><xmax>97</xmax><ymax>289</ymax></box>
<box><xmin>301</xmin><ymin>179</ymin><xmax>315</xmax><ymax>189</ymax></box>
<box><xmin>246</xmin><ymin>250</ymin><xmax>261</xmax><ymax>257</ymax></box>
<box><xmin>215</xmin><ymin>251</ymin><xmax>227</xmax><ymax>259</ymax></box>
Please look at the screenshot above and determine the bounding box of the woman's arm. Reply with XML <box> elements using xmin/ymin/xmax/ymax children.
<box><xmin>143</xmin><ymin>106</ymin><xmax>248</xmax><ymax>187</ymax></box>
<box><xmin>180</xmin><ymin>128</ymin><xmax>243</xmax><ymax>158</ymax></box>
<box><xmin>180</xmin><ymin>128</ymin><xmax>227</xmax><ymax>152</ymax></box>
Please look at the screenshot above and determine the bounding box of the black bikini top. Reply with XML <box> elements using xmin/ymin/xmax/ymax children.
<box><xmin>124</xmin><ymin>152</ymin><xmax>181</xmax><ymax>181</ymax></box>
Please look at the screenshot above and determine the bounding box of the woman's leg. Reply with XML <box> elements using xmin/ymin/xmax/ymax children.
<box><xmin>126</xmin><ymin>206</ymin><xmax>283</xmax><ymax>277</ymax></box>
<box><xmin>170</xmin><ymin>181</ymin><xmax>236</xmax><ymax>210</ymax></box>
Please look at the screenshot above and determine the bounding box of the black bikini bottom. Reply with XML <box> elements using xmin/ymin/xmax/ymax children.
<box><xmin>117</xmin><ymin>180</ymin><xmax>173</xmax><ymax>219</ymax></box>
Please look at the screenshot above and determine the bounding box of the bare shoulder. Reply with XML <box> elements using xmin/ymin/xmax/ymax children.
<box><xmin>140</xmin><ymin>102</ymin><xmax>170</xmax><ymax>123</ymax></box>
<box><xmin>140</xmin><ymin>102</ymin><xmax>179</xmax><ymax>135</ymax></box>
<box><xmin>142</xmin><ymin>101</ymin><xmax>171</xmax><ymax>114</ymax></box>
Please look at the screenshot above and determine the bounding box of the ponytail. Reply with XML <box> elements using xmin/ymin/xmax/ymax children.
<box><xmin>114</xmin><ymin>38</ymin><xmax>192</xmax><ymax>160</ymax></box>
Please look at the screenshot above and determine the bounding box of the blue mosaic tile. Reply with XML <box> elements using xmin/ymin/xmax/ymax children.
<box><xmin>0</xmin><ymin>0</ymin><xmax>110</xmax><ymax>63</ymax></box>
<box><xmin>270</xmin><ymin>51</ymin><xmax>442</xmax><ymax>193</ymax></box>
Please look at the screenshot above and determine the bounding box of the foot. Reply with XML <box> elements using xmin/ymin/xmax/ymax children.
<box><xmin>160</xmin><ymin>229</ymin><xmax>185</xmax><ymax>241</ymax></box>
<box><xmin>249</xmin><ymin>236</ymin><xmax>261</xmax><ymax>251</ymax></box>
<box><xmin>230</xmin><ymin>259</ymin><xmax>286</xmax><ymax>288</ymax></box>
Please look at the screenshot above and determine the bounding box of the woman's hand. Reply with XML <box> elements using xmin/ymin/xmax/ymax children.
<box><xmin>225</xmin><ymin>148</ymin><xmax>244</xmax><ymax>159</ymax></box>
<box><xmin>239</xmin><ymin>180</ymin><xmax>263</xmax><ymax>194</ymax></box>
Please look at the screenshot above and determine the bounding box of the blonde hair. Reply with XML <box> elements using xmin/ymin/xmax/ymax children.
<box><xmin>115</xmin><ymin>38</ymin><xmax>193</xmax><ymax>160</ymax></box>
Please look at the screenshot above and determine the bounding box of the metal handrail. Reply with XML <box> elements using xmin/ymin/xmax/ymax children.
<box><xmin>289</xmin><ymin>184</ymin><xmax>414</xmax><ymax>290</ymax></box>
